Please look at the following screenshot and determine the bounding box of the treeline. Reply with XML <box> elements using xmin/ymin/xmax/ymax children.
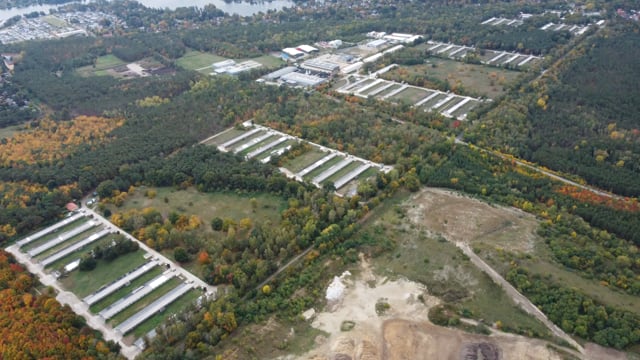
<box><xmin>109</xmin><ymin>33</ymin><xmax>187</xmax><ymax>62</ymax></box>
<box><xmin>538</xmin><ymin>215</ymin><xmax>640</xmax><ymax>295</ymax></box>
<box><xmin>475</xmin><ymin>28</ymin><xmax>571</xmax><ymax>55</ymax></box>
<box><xmin>0</xmin><ymin>76</ymin><xmax>289</xmax><ymax>192</ymax></box>
<box><xmin>79</xmin><ymin>236</ymin><xmax>139</xmax><ymax>271</ymax></box>
<box><xmin>0</xmin><ymin>80</ymin><xmax>38</xmax><ymax>128</ymax></box>
<box><xmin>508</xmin><ymin>266</ymin><xmax>640</xmax><ymax>349</ymax></box>
<box><xmin>0</xmin><ymin>0</ymin><xmax>73</xmax><ymax>9</ymax></box>
<box><xmin>423</xmin><ymin>145</ymin><xmax>639</xmax><ymax>348</ymax></box>
<box><xmin>58</xmin><ymin>0</ymin><xmax>579</xmax><ymax>60</ymax></box>
<box><xmin>255</xmin><ymin>90</ymin><xmax>450</xmax><ymax>166</ymax></box>
<box><xmin>0</xmin><ymin>250</ymin><xmax>122</xmax><ymax>359</ymax></box>
<box><xmin>0</xmin><ymin>182</ymin><xmax>78</xmax><ymax>246</ymax></box>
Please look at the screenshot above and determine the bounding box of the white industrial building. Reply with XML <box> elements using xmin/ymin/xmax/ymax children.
<box><xmin>296</xmin><ymin>44</ymin><xmax>318</xmax><ymax>53</ymax></box>
<box><xmin>213</xmin><ymin>59</ymin><xmax>236</xmax><ymax>68</ymax></box>
<box><xmin>282</xmin><ymin>47</ymin><xmax>305</xmax><ymax>58</ymax></box>
<box><xmin>280</xmin><ymin>72</ymin><xmax>326</xmax><ymax>87</ymax></box>
<box><xmin>328</xmin><ymin>39</ymin><xmax>343</xmax><ymax>48</ymax></box>
<box><xmin>342</xmin><ymin>61</ymin><xmax>364</xmax><ymax>74</ymax></box>
<box><xmin>366</xmin><ymin>39</ymin><xmax>387</xmax><ymax>49</ymax></box>
<box><xmin>212</xmin><ymin>60</ymin><xmax>262</xmax><ymax>75</ymax></box>
<box><xmin>383</xmin><ymin>33</ymin><xmax>423</xmax><ymax>44</ymax></box>
<box><xmin>264</xmin><ymin>66</ymin><xmax>298</xmax><ymax>81</ymax></box>
<box><xmin>301</xmin><ymin>59</ymin><xmax>340</xmax><ymax>74</ymax></box>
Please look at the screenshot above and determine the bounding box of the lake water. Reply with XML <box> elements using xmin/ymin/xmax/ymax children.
<box><xmin>0</xmin><ymin>0</ymin><xmax>294</xmax><ymax>22</ymax></box>
<box><xmin>135</xmin><ymin>0</ymin><xmax>294</xmax><ymax>16</ymax></box>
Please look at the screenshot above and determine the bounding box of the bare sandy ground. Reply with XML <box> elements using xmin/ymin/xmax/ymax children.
<box><xmin>296</xmin><ymin>257</ymin><xmax>566</xmax><ymax>360</ymax></box>
<box><xmin>405</xmin><ymin>188</ymin><xmax>539</xmax><ymax>253</ymax></box>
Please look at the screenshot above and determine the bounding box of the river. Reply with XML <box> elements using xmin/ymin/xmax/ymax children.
<box><xmin>0</xmin><ymin>0</ymin><xmax>294</xmax><ymax>22</ymax></box>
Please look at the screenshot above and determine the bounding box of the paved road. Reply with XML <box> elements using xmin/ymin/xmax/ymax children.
<box><xmin>455</xmin><ymin>242</ymin><xmax>584</xmax><ymax>353</ymax></box>
<box><xmin>5</xmin><ymin>244</ymin><xmax>141</xmax><ymax>360</ymax></box>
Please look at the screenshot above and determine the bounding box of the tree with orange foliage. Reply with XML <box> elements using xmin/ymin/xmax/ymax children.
<box><xmin>0</xmin><ymin>250</ymin><xmax>122</xmax><ymax>359</ymax></box>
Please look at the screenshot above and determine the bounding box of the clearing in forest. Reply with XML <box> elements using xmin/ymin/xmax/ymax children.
<box><xmin>406</xmin><ymin>188</ymin><xmax>538</xmax><ymax>253</ymax></box>
<box><xmin>383</xmin><ymin>58</ymin><xmax>522</xmax><ymax>99</ymax></box>
<box><xmin>109</xmin><ymin>186</ymin><xmax>286</xmax><ymax>232</ymax></box>
<box><xmin>76</xmin><ymin>55</ymin><xmax>126</xmax><ymax>77</ymax></box>
<box><xmin>175</xmin><ymin>50</ymin><xmax>227</xmax><ymax>72</ymax></box>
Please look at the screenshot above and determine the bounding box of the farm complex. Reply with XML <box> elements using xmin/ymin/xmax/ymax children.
<box><xmin>6</xmin><ymin>208</ymin><xmax>213</xmax><ymax>359</ymax></box>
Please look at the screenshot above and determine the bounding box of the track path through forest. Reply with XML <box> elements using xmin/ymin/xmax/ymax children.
<box><xmin>455</xmin><ymin>242</ymin><xmax>584</xmax><ymax>354</ymax></box>
<box><xmin>454</xmin><ymin>137</ymin><xmax>625</xmax><ymax>200</ymax></box>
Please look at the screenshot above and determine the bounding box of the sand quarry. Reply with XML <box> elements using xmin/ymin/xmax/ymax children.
<box><xmin>288</xmin><ymin>188</ymin><xmax>627</xmax><ymax>360</ymax></box>
<box><xmin>297</xmin><ymin>255</ymin><xmax>565</xmax><ymax>360</ymax></box>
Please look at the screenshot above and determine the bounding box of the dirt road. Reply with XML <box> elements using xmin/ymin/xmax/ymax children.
<box><xmin>455</xmin><ymin>241</ymin><xmax>584</xmax><ymax>353</ymax></box>
<box><xmin>454</xmin><ymin>137</ymin><xmax>623</xmax><ymax>200</ymax></box>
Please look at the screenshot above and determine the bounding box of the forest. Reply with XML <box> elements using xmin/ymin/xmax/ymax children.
<box><xmin>0</xmin><ymin>0</ymin><xmax>638</xmax><ymax>358</ymax></box>
<box><xmin>468</xmin><ymin>22</ymin><xmax>640</xmax><ymax>197</ymax></box>
<box><xmin>0</xmin><ymin>250</ymin><xmax>122</xmax><ymax>359</ymax></box>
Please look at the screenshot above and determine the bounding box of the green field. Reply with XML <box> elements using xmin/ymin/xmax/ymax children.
<box><xmin>237</xmin><ymin>135</ymin><xmax>279</xmax><ymax>157</ymax></box>
<box><xmin>90</xmin><ymin>266</ymin><xmax>165</xmax><ymax>313</ymax></box>
<box><xmin>322</xmin><ymin>160</ymin><xmax>364</xmax><ymax>185</ymax></box>
<box><xmin>112</xmin><ymin>187</ymin><xmax>286</xmax><ymax>231</ymax></box>
<box><xmin>256</xmin><ymin>139</ymin><xmax>297</xmax><ymax>161</ymax></box>
<box><xmin>0</xmin><ymin>124</ymin><xmax>29</xmax><ymax>139</ymax></box>
<box><xmin>386</xmin><ymin>58</ymin><xmax>521</xmax><ymax>99</ymax></box>
<box><xmin>302</xmin><ymin>156</ymin><xmax>343</xmax><ymax>181</ymax></box>
<box><xmin>60</xmin><ymin>250</ymin><xmax>148</xmax><ymax>298</ymax></box>
<box><xmin>242</xmin><ymin>55</ymin><xmax>284</xmax><ymax>69</ymax></box>
<box><xmin>129</xmin><ymin>288</ymin><xmax>201</xmax><ymax>338</ymax></box>
<box><xmin>390</xmin><ymin>86</ymin><xmax>429</xmax><ymax>104</ymax></box>
<box><xmin>36</xmin><ymin>228</ymin><xmax>116</xmax><ymax>269</ymax></box>
<box><xmin>202</xmin><ymin>127</ymin><xmax>247</xmax><ymax>146</ymax></box>
<box><xmin>450</xmin><ymin>99</ymin><xmax>480</xmax><ymax>118</ymax></box>
<box><xmin>360</xmin><ymin>81</ymin><xmax>391</xmax><ymax>96</ymax></box>
<box><xmin>356</xmin><ymin>166</ymin><xmax>379</xmax><ymax>181</ymax></box>
<box><xmin>176</xmin><ymin>51</ymin><xmax>227</xmax><ymax>72</ymax></box>
<box><xmin>476</xmin><ymin>241</ymin><xmax>640</xmax><ymax>315</ymax></box>
<box><xmin>21</xmin><ymin>218</ymin><xmax>89</xmax><ymax>252</ymax></box>
<box><xmin>42</xmin><ymin>16</ymin><xmax>67</xmax><ymax>27</ymax></box>
<box><xmin>375</xmin><ymin>84</ymin><xmax>402</xmax><ymax>98</ymax></box>
<box><xmin>34</xmin><ymin>226</ymin><xmax>101</xmax><ymax>260</ymax></box>
<box><xmin>110</xmin><ymin>277</ymin><xmax>183</xmax><ymax>326</ymax></box>
<box><xmin>283</xmin><ymin>149</ymin><xmax>328</xmax><ymax>173</ymax></box>
<box><xmin>420</xmin><ymin>92</ymin><xmax>447</xmax><ymax>109</ymax></box>
<box><xmin>76</xmin><ymin>55</ymin><xmax>126</xmax><ymax>77</ymax></box>
<box><xmin>227</xmin><ymin>130</ymin><xmax>269</xmax><ymax>152</ymax></box>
